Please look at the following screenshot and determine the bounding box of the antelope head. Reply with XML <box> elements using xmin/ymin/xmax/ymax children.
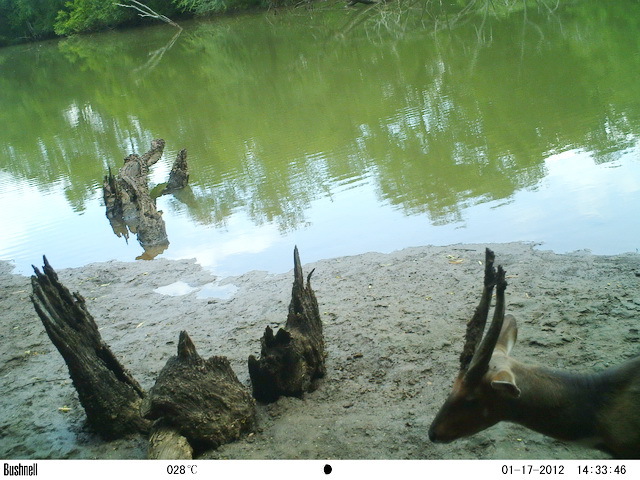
<box><xmin>428</xmin><ymin>249</ymin><xmax>640</xmax><ymax>458</ymax></box>
<box><xmin>429</xmin><ymin>248</ymin><xmax>519</xmax><ymax>443</ymax></box>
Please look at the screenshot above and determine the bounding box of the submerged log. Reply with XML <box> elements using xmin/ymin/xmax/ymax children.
<box><xmin>103</xmin><ymin>139</ymin><xmax>170</xmax><ymax>255</ymax></box>
<box><xmin>248</xmin><ymin>246</ymin><xmax>325</xmax><ymax>403</ymax></box>
<box><xmin>141</xmin><ymin>331</ymin><xmax>256</xmax><ymax>454</ymax></box>
<box><xmin>30</xmin><ymin>256</ymin><xmax>150</xmax><ymax>439</ymax></box>
<box><xmin>162</xmin><ymin>149</ymin><xmax>189</xmax><ymax>194</ymax></box>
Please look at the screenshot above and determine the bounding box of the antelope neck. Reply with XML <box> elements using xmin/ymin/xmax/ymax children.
<box><xmin>503</xmin><ymin>362</ymin><xmax>614</xmax><ymax>441</ymax></box>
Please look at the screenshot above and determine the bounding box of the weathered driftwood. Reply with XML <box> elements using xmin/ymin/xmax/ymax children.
<box><xmin>103</xmin><ymin>139</ymin><xmax>171</xmax><ymax>256</ymax></box>
<box><xmin>30</xmin><ymin>256</ymin><xmax>150</xmax><ymax>439</ymax></box>
<box><xmin>141</xmin><ymin>331</ymin><xmax>256</xmax><ymax>454</ymax></box>
<box><xmin>147</xmin><ymin>420</ymin><xmax>193</xmax><ymax>460</ymax></box>
<box><xmin>248</xmin><ymin>247</ymin><xmax>325</xmax><ymax>403</ymax></box>
<box><xmin>162</xmin><ymin>148</ymin><xmax>189</xmax><ymax>194</ymax></box>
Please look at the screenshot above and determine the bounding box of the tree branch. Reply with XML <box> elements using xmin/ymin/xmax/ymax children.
<box><xmin>115</xmin><ymin>0</ymin><xmax>182</xmax><ymax>29</ymax></box>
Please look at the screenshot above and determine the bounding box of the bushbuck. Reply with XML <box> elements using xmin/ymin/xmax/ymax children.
<box><xmin>428</xmin><ymin>249</ymin><xmax>640</xmax><ymax>459</ymax></box>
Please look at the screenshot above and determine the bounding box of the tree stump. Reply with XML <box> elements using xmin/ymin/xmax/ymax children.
<box><xmin>141</xmin><ymin>331</ymin><xmax>256</xmax><ymax>454</ymax></box>
<box><xmin>103</xmin><ymin>139</ymin><xmax>170</xmax><ymax>255</ymax></box>
<box><xmin>248</xmin><ymin>246</ymin><xmax>325</xmax><ymax>403</ymax></box>
<box><xmin>162</xmin><ymin>148</ymin><xmax>189</xmax><ymax>194</ymax></box>
<box><xmin>30</xmin><ymin>256</ymin><xmax>150</xmax><ymax>439</ymax></box>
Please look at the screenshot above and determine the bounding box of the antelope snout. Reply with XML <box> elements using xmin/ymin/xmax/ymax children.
<box><xmin>428</xmin><ymin>424</ymin><xmax>448</xmax><ymax>443</ymax></box>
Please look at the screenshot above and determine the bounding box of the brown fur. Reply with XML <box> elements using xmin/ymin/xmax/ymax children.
<box><xmin>429</xmin><ymin>316</ymin><xmax>640</xmax><ymax>458</ymax></box>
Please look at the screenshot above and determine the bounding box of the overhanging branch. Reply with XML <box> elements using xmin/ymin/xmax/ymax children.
<box><xmin>115</xmin><ymin>0</ymin><xmax>182</xmax><ymax>29</ymax></box>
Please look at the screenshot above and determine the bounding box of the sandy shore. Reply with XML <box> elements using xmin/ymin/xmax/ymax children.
<box><xmin>1</xmin><ymin>242</ymin><xmax>639</xmax><ymax>459</ymax></box>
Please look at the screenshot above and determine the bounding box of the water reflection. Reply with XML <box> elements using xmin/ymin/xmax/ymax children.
<box><xmin>0</xmin><ymin>1</ymin><xmax>639</xmax><ymax>274</ymax></box>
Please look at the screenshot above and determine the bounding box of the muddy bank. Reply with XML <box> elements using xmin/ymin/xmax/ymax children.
<box><xmin>1</xmin><ymin>242</ymin><xmax>639</xmax><ymax>459</ymax></box>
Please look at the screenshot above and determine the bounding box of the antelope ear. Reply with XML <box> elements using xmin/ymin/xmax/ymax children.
<box><xmin>490</xmin><ymin>370</ymin><xmax>521</xmax><ymax>398</ymax></box>
<box><xmin>495</xmin><ymin>314</ymin><xmax>518</xmax><ymax>355</ymax></box>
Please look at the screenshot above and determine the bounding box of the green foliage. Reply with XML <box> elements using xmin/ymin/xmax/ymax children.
<box><xmin>174</xmin><ymin>0</ymin><xmax>228</xmax><ymax>14</ymax></box>
<box><xmin>173</xmin><ymin>0</ymin><xmax>265</xmax><ymax>15</ymax></box>
<box><xmin>0</xmin><ymin>0</ymin><xmax>576</xmax><ymax>48</ymax></box>
<box><xmin>53</xmin><ymin>0</ymin><xmax>131</xmax><ymax>36</ymax></box>
<box><xmin>0</xmin><ymin>0</ymin><xmax>66</xmax><ymax>45</ymax></box>
<box><xmin>0</xmin><ymin>0</ymin><xmax>181</xmax><ymax>44</ymax></box>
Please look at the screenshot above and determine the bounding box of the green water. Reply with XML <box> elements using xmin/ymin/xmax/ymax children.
<box><xmin>1</xmin><ymin>1</ymin><xmax>639</xmax><ymax>275</ymax></box>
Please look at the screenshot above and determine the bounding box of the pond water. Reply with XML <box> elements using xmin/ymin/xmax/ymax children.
<box><xmin>1</xmin><ymin>1</ymin><xmax>639</xmax><ymax>276</ymax></box>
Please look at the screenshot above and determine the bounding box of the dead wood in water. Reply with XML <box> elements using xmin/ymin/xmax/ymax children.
<box><xmin>248</xmin><ymin>246</ymin><xmax>326</xmax><ymax>403</ymax></box>
<box><xmin>103</xmin><ymin>139</ymin><xmax>189</xmax><ymax>258</ymax></box>
<box><xmin>142</xmin><ymin>331</ymin><xmax>256</xmax><ymax>454</ymax></box>
<box><xmin>30</xmin><ymin>257</ymin><xmax>150</xmax><ymax>439</ymax></box>
<box><xmin>103</xmin><ymin>139</ymin><xmax>168</xmax><ymax>254</ymax></box>
<box><xmin>162</xmin><ymin>148</ymin><xmax>189</xmax><ymax>194</ymax></box>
